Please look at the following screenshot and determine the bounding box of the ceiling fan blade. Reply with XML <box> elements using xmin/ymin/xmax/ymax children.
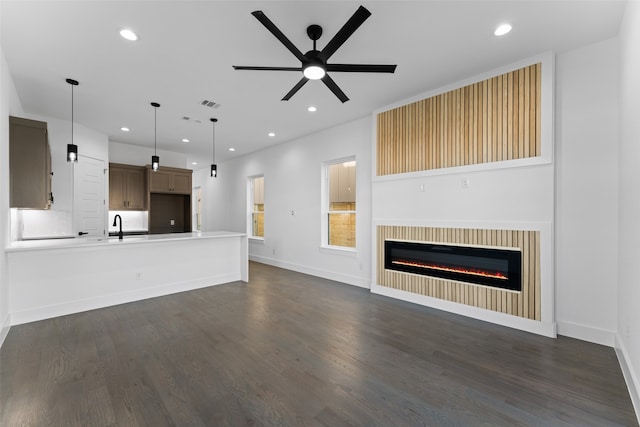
<box><xmin>326</xmin><ymin>64</ymin><xmax>397</xmax><ymax>73</ymax></box>
<box><xmin>321</xmin><ymin>75</ymin><xmax>349</xmax><ymax>103</ymax></box>
<box><xmin>282</xmin><ymin>77</ymin><xmax>309</xmax><ymax>101</ymax></box>
<box><xmin>251</xmin><ymin>11</ymin><xmax>307</xmax><ymax>63</ymax></box>
<box><xmin>233</xmin><ymin>66</ymin><xmax>302</xmax><ymax>72</ymax></box>
<box><xmin>318</xmin><ymin>6</ymin><xmax>371</xmax><ymax>62</ymax></box>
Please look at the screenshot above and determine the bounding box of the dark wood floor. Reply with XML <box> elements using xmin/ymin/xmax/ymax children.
<box><xmin>1</xmin><ymin>262</ymin><xmax>637</xmax><ymax>426</ymax></box>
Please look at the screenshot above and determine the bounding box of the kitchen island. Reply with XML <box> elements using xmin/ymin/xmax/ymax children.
<box><xmin>6</xmin><ymin>231</ymin><xmax>248</xmax><ymax>325</ymax></box>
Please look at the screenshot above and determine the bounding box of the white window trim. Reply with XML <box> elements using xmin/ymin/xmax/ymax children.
<box><xmin>247</xmin><ymin>174</ymin><xmax>264</xmax><ymax>240</ymax></box>
<box><xmin>320</xmin><ymin>156</ymin><xmax>356</xmax><ymax>251</ymax></box>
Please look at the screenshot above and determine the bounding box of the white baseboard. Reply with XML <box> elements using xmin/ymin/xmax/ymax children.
<box><xmin>249</xmin><ymin>255</ymin><xmax>370</xmax><ymax>289</ymax></box>
<box><xmin>615</xmin><ymin>334</ymin><xmax>640</xmax><ymax>424</ymax></box>
<box><xmin>371</xmin><ymin>283</ymin><xmax>557</xmax><ymax>338</ymax></box>
<box><xmin>0</xmin><ymin>312</ymin><xmax>10</xmax><ymax>348</ymax></box>
<box><xmin>10</xmin><ymin>273</ymin><xmax>240</xmax><ymax>326</ymax></box>
<box><xmin>556</xmin><ymin>320</ymin><xmax>616</xmax><ymax>346</ymax></box>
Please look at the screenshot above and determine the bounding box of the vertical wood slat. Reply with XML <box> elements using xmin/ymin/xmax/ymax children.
<box><xmin>377</xmin><ymin>226</ymin><xmax>541</xmax><ymax>321</ymax></box>
<box><xmin>376</xmin><ymin>63</ymin><xmax>541</xmax><ymax>176</ymax></box>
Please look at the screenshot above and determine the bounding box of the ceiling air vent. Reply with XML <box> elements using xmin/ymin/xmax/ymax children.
<box><xmin>200</xmin><ymin>99</ymin><xmax>220</xmax><ymax>109</ymax></box>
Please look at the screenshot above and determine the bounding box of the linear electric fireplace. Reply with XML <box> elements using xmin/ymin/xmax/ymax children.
<box><xmin>384</xmin><ymin>240</ymin><xmax>522</xmax><ymax>292</ymax></box>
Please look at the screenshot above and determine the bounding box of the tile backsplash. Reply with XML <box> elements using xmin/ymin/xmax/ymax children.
<box><xmin>11</xmin><ymin>209</ymin><xmax>73</xmax><ymax>240</ymax></box>
<box><xmin>108</xmin><ymin>210</ymin><xmax>148</xmax><ymax>233</ymax></box>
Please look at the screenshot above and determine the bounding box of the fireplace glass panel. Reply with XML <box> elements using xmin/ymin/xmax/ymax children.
<box><xmin>385</xmin><ymin>240</ymin><xmax>522</xmax><ymax>291</ymax></box>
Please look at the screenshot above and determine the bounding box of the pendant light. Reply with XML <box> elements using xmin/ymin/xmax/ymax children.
<box><xmin>66</xmin><ymin>78</ymin><xmax>79</xmax><ymax>162</ymax></box>
<box><xmin>210</xmin><ymin>118</ymin><xmax>218</xmax><ymax>178</ymax></box>
<box><xmin>151</xmin><ymin>102</ymin><xmax>160</xmax><ymax>171</ymax></box>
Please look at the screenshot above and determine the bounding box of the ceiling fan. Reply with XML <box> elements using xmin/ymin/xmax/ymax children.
<box><xmin>233</xmin><ymin>5</ymin><xmax>397</xmax><ymax>103</ymax></box>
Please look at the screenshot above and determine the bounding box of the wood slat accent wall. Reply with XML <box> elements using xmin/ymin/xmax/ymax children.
<box><xmin>377</xmin><ymin>63</ymin><xmax>541</xmax><ymax>176</ymax></box>
<box><xmin>377</xmin><ymin>226</ymin><xmax>541</xmax><ymax>320</ymax></box>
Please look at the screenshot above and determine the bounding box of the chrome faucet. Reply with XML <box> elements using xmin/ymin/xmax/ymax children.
<box><xmin>113</xmin><ymin>214</ymin><xmax>123</xmax><ymax>240</ymax></box>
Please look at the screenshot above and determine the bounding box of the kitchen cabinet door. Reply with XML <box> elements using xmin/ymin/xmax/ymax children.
<box><xmin>171</xmin><ymin>171</ymin><xmax>192</xmax><ymax>194</ymax></box>
<box><xmin>148</xmin><ymin>169</ymin><xmax>173</xmax><ymax>193</ymax></box>
<box><xmin>109</xmin><ymin>164</ymin><xmax>147</xmax><ymax>210</ymax></box>
<box><xmin>148</xmin><ymin>167</ymin><xmax>192</xmax><ymax>194</ymax></box>
<box><xmin>9</xmin><ymin>116</ymin><xmax>53</xmax><ymax>209</ymax></box>
<box><xmin>109</xmin><ymin>167</ymin><xmax>127</xmax><ymax>209</ymax></box>
<box><xmin>125</xmin><ymin>168</ymin><xmax>146</xmax><ymax>209</ymax></box>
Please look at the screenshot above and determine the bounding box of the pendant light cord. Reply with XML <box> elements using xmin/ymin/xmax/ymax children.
<box><xmin>154</xmin><ymin>106</ymin><xmax>157</xmax><ymax>156</ymax></box>
<box><xmin>71</xmin><ymin>83</ymin><xmax>74</xmax><ymax>146</ymax></box>
<box><xmin>210</xmin><ymin>118</ymin><xmax>218</xmax><ymax>164</ymax></box>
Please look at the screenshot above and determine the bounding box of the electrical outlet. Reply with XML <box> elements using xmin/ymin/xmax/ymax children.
<box><xmin>419</xmin><ymin>184</ymin><xmax>425</xmax><ymax>192</ymax></box>
<box><xmin>170</xmin><ymin>219</ymin><xmax>175</xmax><ymax>226</ymax></box>
<box><xmin>461</xmin><ymin>178</ymin><xmax>471</xmax><ymax>189</ymax></box>
<box><xmin>135</xmin><ymin>272</ymin><xmax>143</xmax><ymax>280</ymax></box>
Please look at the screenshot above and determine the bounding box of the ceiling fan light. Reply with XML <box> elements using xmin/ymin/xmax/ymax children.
<box><xmin>303</xmin><ymin>64</ymin><xmax>326</xmax><ymax>80</ymax></box>
<box><xmin>494</xmin><ymin>23</ymin><xmax>512</xmax><ymax>36</ymax></box>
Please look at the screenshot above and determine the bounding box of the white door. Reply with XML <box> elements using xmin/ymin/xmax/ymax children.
<box><xmin>74</xmin><ymin>155</ymin><xmax>106</xmax><ymax>237</ymax></box>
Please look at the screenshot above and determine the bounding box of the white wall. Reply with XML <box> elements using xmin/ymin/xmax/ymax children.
<box><xmin>555</xmin><ymin>37</ymin><xmax>620</xmax><ymax>346</ymax></box>
<box><xmin>0</xmin><ymin>44</ymin><xmax>24</xmax><ymax>345</ymax></box>
<box><xmin>109</xmin><ymin>140</ymin><xmax>187</xmax><ymax>169</ymax></box>
<box><xmin>618</xmin><ymin>0</ymin><xmax>640</xmax><ymax>416</ymax></box>
<box><xmin>193</xmin><ymin>117</ymin><xmax>372</xmax><ymax>287</ymax></box>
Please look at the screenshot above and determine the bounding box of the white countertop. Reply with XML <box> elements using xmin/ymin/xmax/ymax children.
<box><xmin>7</xmin><ymin>231</ymin><xmax>246</xmax><ymax>252</ymax></box>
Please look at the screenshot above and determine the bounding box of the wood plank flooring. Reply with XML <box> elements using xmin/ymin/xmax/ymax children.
<box><xmin>1</xmin><ymin>262</ymin><xmax>637</xmax><ymax>426</ymax></box>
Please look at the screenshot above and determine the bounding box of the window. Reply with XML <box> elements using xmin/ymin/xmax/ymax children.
<box><xmin>248</xmin><ymin>175</ymin><xmax>264</xmax><ymax>238</ymax></box>
<box><xmin>323</xmin><ymin>158</ymin><xmax>356</xmax><ymax>248</ymax></box>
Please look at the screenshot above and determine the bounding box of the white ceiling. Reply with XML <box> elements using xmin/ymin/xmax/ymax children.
<box><xmin>1</xmin><ymin>0</ymin><xmax>625</xmax><ymax>168</ymax></box>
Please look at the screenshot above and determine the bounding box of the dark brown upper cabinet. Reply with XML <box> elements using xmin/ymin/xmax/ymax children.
<box><xmin>109</xmin><ymin>163</ymin><xmax>147</xmax><ymax>210</ymax></box>
<box><xmin>9</xmin><ymin>116</ymin><xmax>53</xmax><ymax>209</ymax></box>
<box><xmin>147</xmin><ymin>166</ymin><xmax>192</xmax><ymax>194</ymax></box>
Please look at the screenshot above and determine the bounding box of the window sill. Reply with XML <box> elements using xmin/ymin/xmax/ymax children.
<box><xmin>319</xmin><ymin>245</ymin><xmax>357</xmax><ymax>256</ymax></box>
<box><xmin>249</xmin><ymin>237</ymin><xmax>264</xmax><ymax>244</ymax></box>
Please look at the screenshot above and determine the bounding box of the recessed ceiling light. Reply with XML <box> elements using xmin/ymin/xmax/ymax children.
<box><xmin>308</xmin><ymin>106</ymin><xmax>317</xmax><ymax>112</ymax></box>
<box><xmin>120</xmin><ymin>127</ymin><xmax>130</xmax><ymax>132</ymax></box>
<box><xmin>229</xmin><ymin>148</ymin><xmax>236</xmax><ymax>152</ymax></box>
<box><xmin>494</xmin><ymin>23</ymin><xmax>512</xmax><ymax>36</ymax></box>
<box><xmin>182</xmin><ymin>138</ymin><xmax>189</xmax><ymax>143</ymax></box>
<box><xmin>120</xmin><ymin>29</ymin><xmax>138</xmax><ymax>41</ymax></box>
<box><xmin>192</xmin><ymin>162</ymin><xmax>197</xmax><ymax>165</ymax></box>
<box><xmin>268</xmin><ymin>132</ymin><xmax>275</xmax><ymax>137</ymax></box>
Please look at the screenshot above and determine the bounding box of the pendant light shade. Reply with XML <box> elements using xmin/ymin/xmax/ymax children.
<box><xmin>66</xmin><ymin>78</ymin><xmax>79</xmax><ymax>162</ymax></box>
<box><xmin>66</xmin><ymin>142</ymin><xmax>78</xmax><ymax>163</ymax></box>
<box><xmin>151</xmin><ymin>102</ymin><xmax>160</xmax><ymax>171</ymax></box>
<box><xmin>210</xmin><ymin>118</ymin><xmax>218</xmax><ymax>178</ymax></box>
